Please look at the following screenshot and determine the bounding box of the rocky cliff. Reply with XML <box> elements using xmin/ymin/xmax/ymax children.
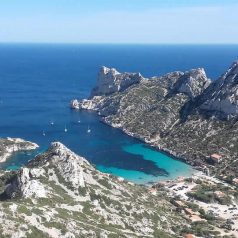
<box><xmin>90</xmin><ymin>66</ymin><xmax>144</xmax><ymax>97</ymax></box>
<box><xmin>198</xmin><ymin>61</ymin><xmax>238</xmax><ymax>118</ymax></box>
<box><xmin>0</xmin><ymin>142</ymin><xmax>190</xmax><ymax>238</ymax></box>
<box><xmin>169</xmin><ymin>68</ymin><xmax>211</xmax><ymax>99</ymax></box>
<box><xmin>71</xmin><ymin>62</ymin><xmax>238</xmax><ymax>181</ymax></box>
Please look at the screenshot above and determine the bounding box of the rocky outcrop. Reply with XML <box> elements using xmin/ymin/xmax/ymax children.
<box><xmin>48</xmin><ymin>142</ymin><xmax>87</xmax><ymax>188</ymax></box>
<box><xmin>5</xmin><ymin>167</ymin><xmax>47</xmax><ymax>199</ymax></box>
<box><xmin>71</xmin><ymin>96</ymin><xmax>103</xmax><ymax>110</ymax></box>
<box><xmin>0</xmin><ymin>138</ymin><xmax>39</xmax><ymax>163</ymax></box>
<box><xmin>90</xmin><ymin>66</ymin><xmax>144</xmax><ymax>97</ymax></box>
<box><xmin>170</xmin><ymin>68</ymin><xmax>211</xmax><ymax>99</ymax></box>
<box><xmin>6</xmin><ymin>142</ymin><xmax>94</xmax><ymax>199</ymax></box>
<box><xmin>199</xmin><ymin>61</ymin><xmax>238</xmax><ymax>118</ymax></box>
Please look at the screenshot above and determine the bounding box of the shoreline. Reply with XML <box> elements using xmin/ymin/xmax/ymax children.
<box><xmin>100</xmin><ymin>115</ymin><xmax>205</xmax><ymax>172</ymax></box>
<box><xmin>0</xmin><ymin>138</ymin><xmax>39</xmax><ymax>163</ymax></box>
<box><xmin>69</xmin><ymin>61</ymin><xmax>238</xmax><ymax>184</ymax></box>
<box><xmin>73</xmin><ymin>107</ymin><xmax>205</xmax><ymax>181</ymax></box>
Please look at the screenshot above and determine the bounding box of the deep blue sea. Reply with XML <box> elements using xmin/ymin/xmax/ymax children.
<box><xmin>0</xmin><ymin>44</ymin><xmax>237</xmax><ymax>184</ymax></box>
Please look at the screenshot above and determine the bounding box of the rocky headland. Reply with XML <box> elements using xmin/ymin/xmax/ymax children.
<box><xmin>0</xmin><ymin>138</ymin><xmax>39</xmax><ymax>163</ymax></box>
<box><xmin>71</xmin><ymin>61</ymin><xmax>238</xmax><ymax>182</ymax></box>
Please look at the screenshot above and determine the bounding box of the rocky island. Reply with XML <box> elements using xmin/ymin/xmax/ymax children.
<box><xmin>71</xmin><ymin>62</ymin><xmax>238</xmax><ymax>182</ymax></box>
<box><xmin>0</xmin><ymin>138</ymin><xmax>39</xmax><ymax>163</ymax></box>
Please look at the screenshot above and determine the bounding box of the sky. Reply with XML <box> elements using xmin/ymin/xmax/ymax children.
<box><xmin>0</xmin><ymin>0</ymin><xmax>237</xmax><ymax>44</ymax></box>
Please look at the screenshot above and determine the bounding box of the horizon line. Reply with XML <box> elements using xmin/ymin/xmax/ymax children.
<box><xmin>0</xmin><ymin>42</ymin><xmax>238</xmax><ymax>46</ymax></box>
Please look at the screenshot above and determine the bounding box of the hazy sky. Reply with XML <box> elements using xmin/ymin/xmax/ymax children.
<box><xmin>0</xmin><ymin>0</ymin><xmax>237</xmax><ymax>44</ymax></box>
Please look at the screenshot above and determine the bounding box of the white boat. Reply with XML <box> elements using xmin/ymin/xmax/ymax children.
<box><xmin>87</xmin><ymin>126</ymin><xmax>91</xmax><ymax>133</ymax></box>
<box><xmin>43</xmin><ymin>131</ymin><xmax>46</xmax><ymax>136</ymax></box>
<box><xmin>78</xmin><ymin>120</ymin><xmax>81</xmax><ymax>123</ymax></box>
<box><xmin>64</xmin><ymin>125</ymin><xmax>68</xmax><ymax>132</ymax></box>
<box><xmin>50</xmin><ymin>121</ymin><xmax>54</xmax><ymax>126</ymax></box>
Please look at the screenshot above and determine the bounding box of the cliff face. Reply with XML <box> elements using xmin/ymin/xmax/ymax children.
<box><xmin>90</xmin><ymin>66</ymin><xmax>144</xmax><ymax>97</ymax></box>
<box><xmin>170</xmin><ymin>68</ymin><xmax>211</xmax><ymax>99</ymax></box>
<box><xmin>199</xmin><ymin>61</ymin><xmax>238</xmax><ymax>118</ymax></box>
<box><xmin>0</xmin><ymin>142</ymin><xmax>188</xmax><ymax>238</ymax></box>
<box><xmin>71</xmin><ymin>62</ymin><xmax>238</xmax><ymax>180</ymax></box>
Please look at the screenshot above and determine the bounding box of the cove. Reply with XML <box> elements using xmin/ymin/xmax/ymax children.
<box><xmin>2</xmin><ymin>44</ymin><xmax>235</xmax><ymax>183</ymax></box>
<box><xmin>0</xmin><ymin>110</ymin><xmax>195</xmax><ymax>184</ymax></box>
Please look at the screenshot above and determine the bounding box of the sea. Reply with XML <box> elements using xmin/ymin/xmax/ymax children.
<box><xmin>0</xmin><ymin>44</ymin><xmax>237</xmax><ymax>184</ymax></box>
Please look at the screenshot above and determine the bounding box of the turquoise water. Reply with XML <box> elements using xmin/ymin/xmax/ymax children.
<box><xmin>99</xmin><ymin>144</ymin><xmax>195</xmax><ymax>184</ymax></box>
<box><xmin>0</xmin><ymin>44</ymin><xmax>237</xmax><ymax>183</ymax></box>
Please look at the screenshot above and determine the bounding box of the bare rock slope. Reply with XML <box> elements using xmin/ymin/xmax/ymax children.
<box><xmin>199</xmin><ymin>61</ymin><xmax>238</xmax><ymax>118</ymax></box>
<box><xmin>90</xmin><ymin>66</ymin><xmax>144</xmax><ymax>97</ymax></box>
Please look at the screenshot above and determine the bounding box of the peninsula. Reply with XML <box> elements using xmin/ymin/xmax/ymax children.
<box><xmin>0</xmin><ymin>138</ymin><xmax>39</xmax><ymax>163</ymax></box>
<box><xmin>71</xmin><ymin>61</ymin><xmax>238</xmax><ymax>183</ymax></box>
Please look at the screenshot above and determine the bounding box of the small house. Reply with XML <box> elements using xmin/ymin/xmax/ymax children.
<box><xmin>190</xmin><ymin>214</ymin><xmax>205</xmax><ymax>222</ymax></box>
<box><xmin>184</xmin><ymin>208</ymin><xmax>194</xmax><ymax>216</ymax></box>
<box><xmin>210</xmin><ymin>154</ymin><xmax>222</xmax><ymax>163</ymax></box>
<box><xmin>174</xmin><ymin>200</ymin><xmax>186</xmax><ymax>208</ymax></box>
<box><xmin>184</xmin><ymin>234</ymin><xmax>196</xmax><ymax>238</ymax></box>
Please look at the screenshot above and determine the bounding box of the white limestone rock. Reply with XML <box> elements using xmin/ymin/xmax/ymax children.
<box><xmin>90</xmin><ymin>66</ymin><xmax>144</xmax><ymax>97</ymax></box>
<box><xmin>50</xmin><ymin>142</ymin><xmax>86</xmax><ymax>188</ymax></box>
<box><xmin>5</xmin><ymin>167</ymin><xmax>47</xmax><ymax>198</ymax></box>
<box><xmin>70</xmin><ymin>99</ymin><xmax>80</xmax><ymax>109</ymax></box>
<box><xmin>171</xmin><ymin>68</ymin><xmax>211</xmax><ymax>99</ymax></box>
<box><xmin>70</xmin><ymin>96</ymin><xmax>103</xmax><ymax>111</ymax></box>
<box><xmin>199</xmin><ymin>61</ymin><xmax>238</xmax><ymax>118</ymax></box>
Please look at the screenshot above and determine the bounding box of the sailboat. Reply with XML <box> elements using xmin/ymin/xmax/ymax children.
<box><xmin>87</xmin><ymin>126</ymin><xmax>91</xmax><ymax>133</ymax></box>
<box><xmin>78</xmin><ymin>119</ymin><xmax>81</xmax><ymax>123</ymax></box>
<box><xmin>64</xmin><ymin>125</ymin><xmax>68</xmax><ymax>132</ymax></box>
<box><xmin>42</xmin><ymin>130</ymin><xmax>46</xmax><ymax>136</ymax></box>
<box><xmin>50</xmin><ymin>121</ymin><xmax>54</xmax><ymax>126</ymax></box>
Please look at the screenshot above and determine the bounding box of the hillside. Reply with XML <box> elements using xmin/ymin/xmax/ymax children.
<box><xmin>0</xmin><ymin>142</ymin><xmax>190</xmax><ymax>238</ymax></box>
<box><xmin>71</xmin><ymin>61</ymin><xmax>238</xmax><ymax>181</ymax></box>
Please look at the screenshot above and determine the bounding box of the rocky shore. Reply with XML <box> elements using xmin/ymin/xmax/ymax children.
<box><xmin>0</xmin><ymin>137</ymin><xmax>39</xmax><ymax>163</ymax></box>
<box><xmin>71</xmin><ymin>61</ymin><xmax>238</xmax><ymax>181</ymax></box>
